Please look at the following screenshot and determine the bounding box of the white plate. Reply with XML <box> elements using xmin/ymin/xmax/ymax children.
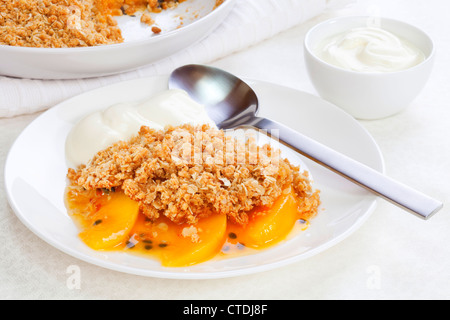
<box><xmin>0</xmin><ymin>0</ymin><xmax>235</xmax><ymax>80</ymax></box>
<box><xmin>4</xmin><ymin>76</ymin><xmax>384</xmax><ymax>279</ymax></box>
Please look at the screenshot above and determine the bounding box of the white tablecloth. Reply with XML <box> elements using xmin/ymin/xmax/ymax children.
<box><xmin>1</xmin><ymin>0</ymin><xmax>449</xmax><ymax>300</ymax></box>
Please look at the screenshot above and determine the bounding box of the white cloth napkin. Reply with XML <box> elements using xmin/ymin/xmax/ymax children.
<box><xmin>0</xmin><ymin>0</ymin><xmax>345</xmax><ymax>118</ymax></box>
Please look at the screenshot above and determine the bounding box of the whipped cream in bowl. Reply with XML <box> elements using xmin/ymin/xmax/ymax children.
<box><xmin>314</xmin><ymin>26</ymin><xmax>426</xmax><ymax>73</ymax></box>
<box><xmin>304</xmin><ymin>16</ymin><xmax>435</xmax><ymax>119</ymax></box>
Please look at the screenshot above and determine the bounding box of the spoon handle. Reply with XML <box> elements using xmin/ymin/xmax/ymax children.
<box><xmin>250</xmin><ymin>117</ymin><xmax>443</xmax><ymax>220</ymax></box>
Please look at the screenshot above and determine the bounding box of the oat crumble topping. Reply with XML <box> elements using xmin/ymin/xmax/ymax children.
<box><xmin>0</xmin><ymin>0</ymin><xmax>123</xmax><ymax>48</ymax></box>
<box><xmin>0</xmin><ymin>0</ymin><xmax>224</xmax><ymax>48</ymax></box>
<box><xmin>67</xmin><ymin>124</ymin><xmax>320</xmax><ymax>226</ymax></box>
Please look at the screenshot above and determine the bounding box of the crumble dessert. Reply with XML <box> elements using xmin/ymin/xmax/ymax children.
<box><xmin>65</xmin><ymin>123</ymin><xmax>321</xmax><ymax>266</ymax></box>
<box><xmin>0</xmin><ymin>0</ymin><xmax>223</xmax><ymax>48</ymax></box>
<box><xmin>67</xmin><ymin>124</ymin><xmax>320</xmax><ymax>226</ymax></box>
<box><xmin>0</xmin><ymin>0</ymin><xmax>123</xmax><ymax>48</ymax></box>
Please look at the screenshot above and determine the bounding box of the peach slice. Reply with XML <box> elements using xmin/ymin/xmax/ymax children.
<box><xmin>78</xmin><ymin>191</ymin><xmax>139</xmax><ymax>250</ymax></box>
<box><xmin>161</xmin><ymin>213</ymin><xmax>227</xmax><ymax>267</ymax></box>
<box><xmin>128</xmin><ymin>213</ymin><xmax>227</xmax><ymax>267</ymax></box>
<box><xmin>227</xmin><ymin>190</ymin><xmax>300</xmax><ymax>249</ymax></box>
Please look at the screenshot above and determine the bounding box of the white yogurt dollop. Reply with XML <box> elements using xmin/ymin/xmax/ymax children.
<box><xmin>65</xmin><ymin>89</ymin><xmax>216</xmax><ymax>168</ymax></box>
<box><xmin>314</xmin><ymin>27</ymin><xmax>425</xmax><ymax>73</ymax></box>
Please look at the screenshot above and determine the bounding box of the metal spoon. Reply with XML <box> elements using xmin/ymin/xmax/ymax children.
<box><xmin>168</xmin><ymin>64</ymin><xmax>443</xmax><ymax>220</ymax></box>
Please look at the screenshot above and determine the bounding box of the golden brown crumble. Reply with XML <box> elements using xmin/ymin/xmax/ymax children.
<box><xmin>0</xmin><ymin>0</ymin><xmax>225</xmax><ymax>47</ymax></box>
<box><xmin>181</xmin><ymin>225</ymin><xmax>200</xmax><ymax>243</ymax></box>
<box><xmin>213</xmin><ymin>0</ymin><xmax>224</xmax><ymax>9</ymax></box>
<box><xmin>151</xmin><ymin>26</ymin><xmax>162</xmax><ymax>34</ymax></box>
<box><xmin>0</xmin><ymin>0</ymin><xmax>123</xmax><ymax>48</ymax></box>
<box><xmin>67</xmin><ymin>124</ymin><xmax>320</xmax><ymax>225</ymax></box>
<box><xmin>140</xmin><ymin>12</ymin><xmax>154</xmax><ymax>26</ymax></box>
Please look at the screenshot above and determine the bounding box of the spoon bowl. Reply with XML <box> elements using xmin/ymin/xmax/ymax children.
<box><xmin>169</xmin><ymin>64</ymin><xmax>259</xmax><ymax>129</ymax></box>
<box><xmin>169</xmin><ymin>64</ymin><xmax>443</xmax><ymax>219</ymax></box>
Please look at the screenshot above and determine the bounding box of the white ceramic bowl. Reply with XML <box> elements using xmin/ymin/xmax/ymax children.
<box><xmin>304</xmin><ymin>16</ymin><xmax>435</xmax><ymax>120</ymax></box>
<box><xmin>0</xmin><ymin>0</ymin><xmax>236</xmax><ymax>80</ymax></box>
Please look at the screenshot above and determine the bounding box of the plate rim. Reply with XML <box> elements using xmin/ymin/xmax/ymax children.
<box><xmin>4</xmin><ymin>75</ymin><xmax>384</xmax><ymax>279</ymax></box>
